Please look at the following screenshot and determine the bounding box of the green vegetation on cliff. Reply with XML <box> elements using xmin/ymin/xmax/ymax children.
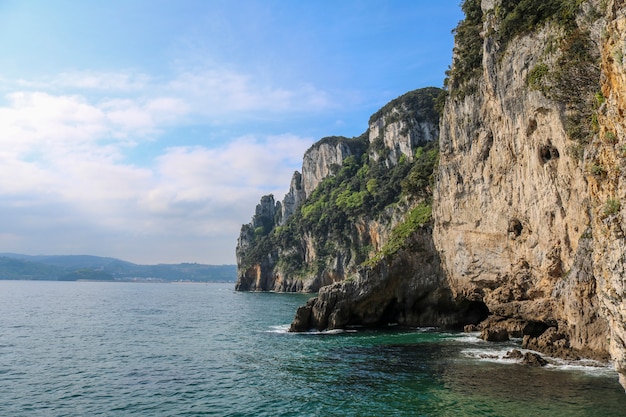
<box><xmin>369</xmin><ymin>87</ymin><xmax>442</xmax><ymax>126</ymax></box>
<box><xmin>496</xmin><ymin>0</ymin><xmax>583</xmax><ymax>45</ymax></box>
<box><xmin>240</xmin><ymin>135</ymin><xmax>439</xmax><ymax>277</ymax></box>
<box><xmin>365</xmin><ymin>203</ymin><xmax>433</xmax><ymax>266</ymax></box>
<box><xmin>447</xmin><ymin>0</ymin><xmax>483</xmax><ymax>95</ymax></box>
<box><xmin>238</xmin><ymin>88</ymin><xmax>441</xmax><ymax>282</ymax></box>
<box><xmin>509</xmin><ymin>0</ymin><xmax>602</xmax><ymax>153</ymax></box>
<box><xmin>449</xmin><ymin>0</ymin><xmax>600</xmax><ymax>100</ymax></box>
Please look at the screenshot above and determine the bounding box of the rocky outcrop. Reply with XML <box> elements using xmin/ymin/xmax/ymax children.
<box><xmin>368</xmin><ymin>87</ymin><xmax>441</xmax><ymax>166</ymax></box>
<box><xmin>277</xmin><ymin>172</ymin><xmax>305</xmax><ymax>226</ymax></box>
<box><xmin>235</xmin><ymin>195</ymin><xmax>279</xmax><ymax>291</ymax></box>
<box><xmin>290</xmin><ymin>224</ymin><xmax>488</xmax><ymax>331</ymax></box>
<box><xmin>506</xmin><ymin>350</ymin><xmax>549</xmax><ymax>367</ymax></box>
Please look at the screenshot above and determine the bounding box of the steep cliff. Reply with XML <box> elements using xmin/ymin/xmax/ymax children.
<box><xmin>592</xmin><ymin>0</ymin><xmax>626</xmax><ymax>387</ymax></box>
<box><xmin>236</xmin><ymin>88</ymin><xmax>442</xmax><ymax>293</ymax></box>
<box><xmin>434</xmin><ymin>0</ymin><xmax>626</xmax><ymax>381</ymax></box>
<box><xmin>289</xmin><ymin>222</ymin><xmax>488</xmax><ymax>332</ymax></box>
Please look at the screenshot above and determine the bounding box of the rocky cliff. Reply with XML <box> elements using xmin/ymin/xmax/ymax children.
<box><xmin>236</xmin><ymin>0</ymin><xmax>626</xmax><ymax>390</ymax></box>
<box><xmin>434</xmin><ymin>0</ymin><xmax>626</xmax><ymax>385</ymax></box>
<box><xmin>236</xmin><ymin>88</ymin><xmax>442</xmax><ymax>293</ymax></box>
<box><xmin>591</xmin><ymin>0</ymin><xmax>626</xmax><ymax>387</ymax></box>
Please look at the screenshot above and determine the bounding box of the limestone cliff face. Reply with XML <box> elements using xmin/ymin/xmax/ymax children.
<box><xmin>433</xmin><ymin>0</ymin><xmax>625</xmax><ymax>378</ymax></box>
<box><xmin>277</xmin><ymin>171</ymin><xmax>305</xmax><ymax>226</ymax></box>
<box><xmin>593</xmin><ymin>0</ymin><xmax>626</xmax><ymax>387</ymax></box>
<box><xmin>235</xmin><ymin>88</ymin><xmax>441</xmax><ymax>293</ymax></box>
<box><xmin>368</xmin><ymin>87</ymin><xmax>441</xmax><ymax>166</ymax></box>
<box><xmin>237</xmin><ymin>0</ymin><xmax>626</xmax><ymax>391</ymax></box>
<box><xmin>301</xmin><ymin>137</ymin><xmax>367</xmax><ymax>198</ymax></box>
<box><xmin>235</xmin><ymin>195</ymin><xmax>279</xmax><ymax>291</ymax></box>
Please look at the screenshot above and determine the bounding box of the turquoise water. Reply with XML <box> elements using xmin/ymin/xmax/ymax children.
<box><xmin>1</xmin><ymin>281</ymin><xmax>625</xmax><ymax>416</ymax></box>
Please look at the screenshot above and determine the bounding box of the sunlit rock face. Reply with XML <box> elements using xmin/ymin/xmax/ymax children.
<box><xmin>593</xmin><ymin>0</ymin><xmax>626</xmax><ymax>388</ymax></box>
<box><xmin>434</xmin><ymin>0</ymin><xmax>626</xmax><ymax>385</ymax></box>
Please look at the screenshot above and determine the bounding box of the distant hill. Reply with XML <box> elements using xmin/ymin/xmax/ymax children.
<box><xmin>0</xmin><ymin>253</ymin><xmax>236</xmax><ymax>282</ymax></box>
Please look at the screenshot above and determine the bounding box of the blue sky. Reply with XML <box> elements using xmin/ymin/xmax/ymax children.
<box><xmin>0</xmin><ymin>1</ymin><xmax>463</xmax><ymax>264</ymax></box>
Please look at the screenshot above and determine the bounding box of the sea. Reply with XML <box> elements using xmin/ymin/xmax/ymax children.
<box><xmin>1</xmin><ymin>280</ymin><xmax>626</xmax><ymax>417</ymax></box>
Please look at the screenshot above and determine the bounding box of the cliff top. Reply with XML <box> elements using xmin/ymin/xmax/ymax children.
<box><xmin>368</xmin><ymin>87</ymin><xmax>443</xmax><ymax>126</ymax></box>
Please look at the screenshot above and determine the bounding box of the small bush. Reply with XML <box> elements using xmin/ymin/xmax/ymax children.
<box><xmin>604</xmin><ymin>198</ymin><xmax>621</xmax><ymax>216</ymax></box>
<box><xmin>528</xmin><ymin>63</ymin><xmax>550</xmax><ymax>93</ymax></box>
<box><xmin>590</xmin><ymin>163</ymin><xmax>607</xmax><ymax>177</ymax></box>
<box><xmin>604</xmin><ymin>131</ymin><xmax>618</xmax><ymax>144</ymax></box>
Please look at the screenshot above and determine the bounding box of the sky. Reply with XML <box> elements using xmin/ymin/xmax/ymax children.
<box><xmin>0</xmin><ymin>0</ymin><xmax>464</xmax><ymax>265</ymax></box>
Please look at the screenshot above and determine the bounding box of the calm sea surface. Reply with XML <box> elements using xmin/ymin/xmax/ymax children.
<box><xmin>1</xmin><ymin>280</ymin><xmax>625</xmax><ymax>416</ymax></box>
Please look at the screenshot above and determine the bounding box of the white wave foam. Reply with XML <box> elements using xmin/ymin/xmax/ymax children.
<box><xmin>266</xmin><ymin>324</ymin><xmax>291</xmax><ymax>334</ymax></box>
<box><xmin>461</xmin><ymin>346</ymin><xmax>618</xmax><ymax>377</ymax></box>
<box><xmin>462</xmin><ymin>347</ymin><xmax>518</xmax><ymax>364</ymax></box>
<box><xmin>415</xmin><ymin>327</ymin><xmax>438</xmax><ymax>333</ymax></box>
<box><xmin>445</xmin><ymin>331</ymin><xmax>485</xmax><ymax>344</ymax></box>
<box><xmin>265</xmin><ymin>325</ymin><xmax>358</xmax><ymax>335</ymax></box>
<box><xmin>545</xmin><ymin>357</ymin><xmax>618</xmax><ymax>377</ymax></box>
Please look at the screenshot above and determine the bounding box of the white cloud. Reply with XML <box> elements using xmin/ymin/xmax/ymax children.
<box><xmin>0</xmin><ymin>66</ymin><xmax>337</xmax><ymax>145</ymax></box>
<box><xmin>101</xmin><ymin>97</ymin><xmax>188</xmax><ymax>137</ymax></box>
<box><xmin>153</xmin><ymin>133</ymin><xmax>311</xmax><ymax>202</ymax></box>
<box><xmin>0</xmin><ymin>133</ymin><xmax>311</xmax><ymax>263</ymax></box>
<box><xmin>0</xmin><ymin>66</ymin><xmax>327</xmax><ymax>263</ymax></box>
<box><xmin>0</xmin><ymin>92</ymin><xmax>106</xmax><ymax>155</ymax></box>
<box><xmin>12</xmin><ymin>71</ymin><xmax>153</xmax><ymax>92</ymax></box>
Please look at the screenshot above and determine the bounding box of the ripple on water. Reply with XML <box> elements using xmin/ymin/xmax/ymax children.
<box><xmin>0</xmin><ymin>281</ymin><xmax>625</xmax><ymax>417</ymax></box>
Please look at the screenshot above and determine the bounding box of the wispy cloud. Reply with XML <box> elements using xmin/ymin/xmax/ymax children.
<box><xmin>167</xmin><ymin>70</ymin><xmax>333</xmax><ymax>117</ymax></box>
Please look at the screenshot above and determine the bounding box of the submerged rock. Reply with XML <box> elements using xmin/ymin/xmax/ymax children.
<box><xmin>505</xmin><ymin>349</ymin><xmax>524</xmax><ymax>360</ymax></box>
<box><xmin>505</xmin><ymin>349</ymin><xmax>547</xmax><ymax>367</ymax></box>
<box><xmin>521</xmin><ymin>352</ymin><xmax>548</xmax><ymax>367</ymax></box>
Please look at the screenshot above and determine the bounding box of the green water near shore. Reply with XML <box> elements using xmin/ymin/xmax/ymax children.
<box><xmin>0</xmin><ymin>281</ymin><xmax>624</xmax><ymax>416</ymax></box>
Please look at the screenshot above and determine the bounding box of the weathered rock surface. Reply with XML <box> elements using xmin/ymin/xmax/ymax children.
<box><xmin>277</xmin><ymin>172</ymin><xmax>305</xmax><ymax>226</ymax></box>
<box><xmin>433</xmin><ymin>0</ymin><xmax>621</xmax><ymax>385</ymax></box>
<box><xmin>368</xmin><ymin>87</ymin><xmax>441</xmax><ymax>166</ymax></box>
<box><xmin>505</xmin><ymin>349</ymin><xmax>548</xmax><ymax>367</ymax></box>
<box><xmin>301</xmin><ymin>137</ymin><xmax>368</xmax><ymax>198</ymax></box>
<box><xmin>591</xmin><ymin>0</ymin><xmax>626</xmax><ymax>388</ymax></box>
<box><xmin>522</xmin><ymin>352</ymin><xmax>549</xmax><ymax>367</ymax></box>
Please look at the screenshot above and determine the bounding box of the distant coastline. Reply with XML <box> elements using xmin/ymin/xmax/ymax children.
<box><xmin>0</xmin><ymin>253</ymin><xmax>236</xmax><ymax>283</ymax></box>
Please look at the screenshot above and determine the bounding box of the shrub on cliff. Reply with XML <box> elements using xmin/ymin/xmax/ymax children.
<box><xmin>447</xmin><ymin>0</ymin><xmax>483</xmax><ymax>96</ymax></box>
